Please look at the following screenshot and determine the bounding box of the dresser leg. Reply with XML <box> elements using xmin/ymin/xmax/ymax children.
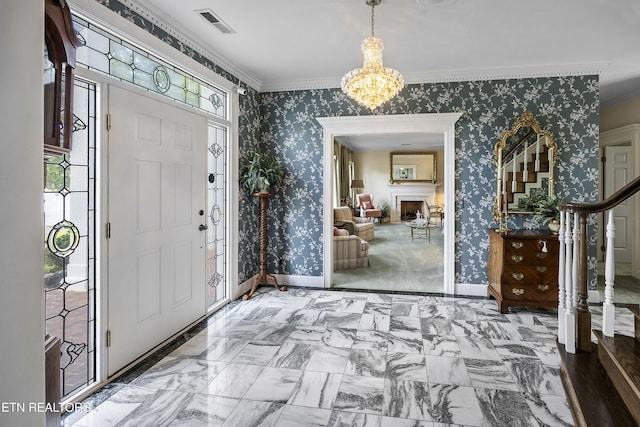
<box><xmin>497</xmin><ymin>301</ymin><xmax>508</xmax><ymax>314</ymax></box>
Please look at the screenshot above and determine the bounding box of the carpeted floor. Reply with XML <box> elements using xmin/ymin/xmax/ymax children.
<box><xmin>333</xmin><ymin>224</ymin><xmax>639</xmax><ymax>305</ymax></box>
<box><xmin>333</xmin><ymin>222</ymin><xmax>444</xmax><ymax>294</ymax></box>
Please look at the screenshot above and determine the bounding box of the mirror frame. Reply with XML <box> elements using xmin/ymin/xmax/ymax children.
<box><xmin>493</xmin><ymin>111</ymin><xmax>557</xmax><ymax>221</ymax></box>
<box><xmin>389</xmin><ymin>151</ymin><xmax>437</xmax><ymax>184</ymax></box>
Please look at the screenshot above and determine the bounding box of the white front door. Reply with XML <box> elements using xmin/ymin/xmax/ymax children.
<box><xmin>604</xmin><ymin>145</ymin><xmax>634</xmax><ymax>263</ymax></box>
<box><xmin>107</xmin><ymin>85</ymin><xmax>207</xmax><ymax>375</ymax></box>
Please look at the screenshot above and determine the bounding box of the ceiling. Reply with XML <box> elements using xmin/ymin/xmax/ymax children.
<box><xmin>124</xmin><ymin>0</ymin><xmax>640</xmax><ymax>150</ymax></box>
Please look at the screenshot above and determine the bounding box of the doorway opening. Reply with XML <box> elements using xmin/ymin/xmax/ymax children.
<box><xmin>318</xmin><ymin>113</ymin><xmax>462</xmax><ymax>295</ymax></box>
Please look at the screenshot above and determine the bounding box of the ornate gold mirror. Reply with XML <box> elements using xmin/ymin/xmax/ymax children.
<box><xmin>493</xmin><ymin>111</ymin><xmax>557</xmax><ymax>221</ymax></box>
<box><xmin>389</xmin><ymin>151</ymin><xmax>437</xmax><ymax>184</ymax></box>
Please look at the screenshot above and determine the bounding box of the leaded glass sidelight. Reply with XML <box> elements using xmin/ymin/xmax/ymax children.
<box><xmin>207</xmin><ymin>124</ymin><xmax>228</xmax><ymax>309</ymax></box>
<box><xmin>44</xmin><ymin>77</ymin><xmax>96</xmax><ymax>399</ymax></box>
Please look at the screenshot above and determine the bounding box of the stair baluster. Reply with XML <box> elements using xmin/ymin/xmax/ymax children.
<box><xmin>557</xmin><ymin>211</ymin><xmax>566</xmax><ymax>344</ymax></box>
<box><xmin>565</xmin><ymin>211</ymin><xmax>576</xmax><ymax>353</ymax></box>
<box><xmin>556</xmin><ymin>175</ymin><xmax>640</xmax><ymax>426</ymax></box>
<box><xmin>603</xmin><ymin>209</ymin><xmax>616</xmax><ymax>337</ymax></box>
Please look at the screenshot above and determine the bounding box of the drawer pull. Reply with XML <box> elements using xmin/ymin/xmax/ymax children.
<box><xmin>538</xmin><ymin>284</ymin><xmax>549</xmax><ymax>291</ymax></box>
<box><xmin>511</xmin><ymin>242</ymin><xmax>524</xmax><ymax>249</ymax></box>
<box><xmin>536</xmin><ymin>253</ymin><xmax>548</xmax><ymax>259</ymax></box>
<box><xmin>539</xmin><ymin>240</ymin><xmax>548</xmax><ymax>253</ymax></box>
<box><xmin>536</xmin><ymin>266</ymin><xmax>548</xmax><ymax>273</ymax></box>
<box><xmin>512</xmin><ymin>288</ymin><xmax>525</xmax><ymax>296</ymax></box>
<box><xmin>511</xmin><ymin>255</ymin><xmax>523</xmax><ymax>263</ymax></box>
<box><xmin>493</xmin><ymin>249</ymin><xmax>497</xmax><ymax>255</ymax></box>
<box><xmin>512</xmin><ymin>273</ymin><xmax>525</xmax><ymax>281</ymax></box>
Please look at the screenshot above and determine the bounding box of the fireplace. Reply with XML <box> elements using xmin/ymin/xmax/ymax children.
<box><xmin>388</xmin><ymin>183</ymin><xmax>438</xmax><ymax>223</ymax></box>
<box><xmin>401</xmin><ymin>200</ymin><xmax>424</xmax><ymax>220</ymax></box>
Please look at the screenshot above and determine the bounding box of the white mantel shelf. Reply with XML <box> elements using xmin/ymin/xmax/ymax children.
<box><xmin>388</xmin><ymin>183</ymin><xmax>439</xmax><ymax>223</ymax></box>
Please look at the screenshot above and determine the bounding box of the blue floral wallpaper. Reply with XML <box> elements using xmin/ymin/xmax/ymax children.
<box><xmin>252</xmin><ymin>78</ymin><xmax>600</xmax><ymax>289</ymax></box>
<box><xmin>93</xmin><ymin>0</ymin><xmax>600</xmax><ymax>290</ymax></box>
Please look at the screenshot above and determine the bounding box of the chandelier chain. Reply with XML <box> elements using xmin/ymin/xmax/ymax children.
<box><xmin>371</xmin><ymin>2</ymin><xmax>375</xmax><ymax>37</ymax></box>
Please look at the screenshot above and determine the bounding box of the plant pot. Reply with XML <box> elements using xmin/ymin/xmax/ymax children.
<box><xmin>257</xmin><ymin>182</ymin><xmax>269</xmax><ymax>194</ymax></box>
<box><xmin>547</xmin><ymin>220</ymin><xmax>560</xmax><ymax>233</ymax></box>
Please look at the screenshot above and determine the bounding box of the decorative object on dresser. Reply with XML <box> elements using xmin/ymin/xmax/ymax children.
<box><xmin>486</xmin><ymin>229</ymin><xmax>559</xmax><ymax>313</ymax></box>
<box><xmin>532</xmin><ymin>194</ymin><xmax>561</xmax><ymax>233</ymax></box>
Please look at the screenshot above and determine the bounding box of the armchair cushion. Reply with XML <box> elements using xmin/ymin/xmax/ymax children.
<box><xmin>333</xmin><ymin>207</ymin><xmax>375</xmax><ymax>241</ymax></box>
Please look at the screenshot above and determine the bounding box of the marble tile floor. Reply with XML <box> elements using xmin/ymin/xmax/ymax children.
<box><xmin>64</xmin><ymin>286</ymin><xmax>640</xmax><ymax>426</ymax></box>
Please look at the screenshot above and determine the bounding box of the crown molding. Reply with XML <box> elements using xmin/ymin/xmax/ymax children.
<box><xmin>115</xmin><ymin>0</ymin><xmax>262</xmax><ymax>91</ymax></box>
<box><xmin>262</xmin><ymin>63</ymin><xmax>607</xmax><ymax>93</ymax></box>
<box><xmin>78</xmin><ymin>0</ymin><xmax>609</xmax><ymax>96</ymax></box>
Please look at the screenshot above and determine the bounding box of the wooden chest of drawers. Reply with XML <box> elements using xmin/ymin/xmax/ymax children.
<box><xmin>487</xmin><ymin>229</ymin><xmax>559</xmax><ymax>314</ymax></box>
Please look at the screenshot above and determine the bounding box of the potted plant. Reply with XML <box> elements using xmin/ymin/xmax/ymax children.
<box><xmin>533</xmin><ymin>195</ymin><xmax>561</xmax><ymax>231</ymax></box>
<box><xmin>380</xmin><ymin>203</ymin><xmax>391</xmax><ymax>223</ymax></box>
<box><xmin>239</xmin><ymin>150</ymin><xmax>284</xmax><ymax>194</ymax></box>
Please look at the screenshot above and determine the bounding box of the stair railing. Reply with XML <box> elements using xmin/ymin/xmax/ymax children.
<box><xmin>559</xmin><ymin>175</ymin><xmax>640</xmax><ymax>352</ymax></box>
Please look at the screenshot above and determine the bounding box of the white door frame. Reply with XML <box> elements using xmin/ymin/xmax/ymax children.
<box><xmin>599</xmin><ymin>124</ymin><xmax>640</xmax><ymax>278</ymax></box>
<box><xmin>318</xmin><ymin>113</ymin><xmax>462</xmax><ymax>295</ymax></box>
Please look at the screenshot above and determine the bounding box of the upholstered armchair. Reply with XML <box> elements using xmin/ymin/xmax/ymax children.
<box><xmin>333</xmin><ymin>228</ymin><xmax>369</xmax><ymax>270</ymax></box>
<box><xmin>356</xmin><ymin>194</ymin><xmax>382</xmax><ymax>220</ymax></box>
<box><xmin>333</xmin><ymin>206</ymin><xmax>375</xmax><ymax>241</ymax></box>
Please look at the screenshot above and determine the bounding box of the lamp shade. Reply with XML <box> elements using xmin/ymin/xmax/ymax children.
<box><xmin>351</xmin><ymin>179</ymin><xmax>365</xmax><ymax>189</ymax></box>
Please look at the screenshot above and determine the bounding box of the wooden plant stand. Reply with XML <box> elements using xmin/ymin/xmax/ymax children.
<box><xmin>243</xmin><ymin>193</ymin><xmax>287</xmax><ymax>300</ymax></box>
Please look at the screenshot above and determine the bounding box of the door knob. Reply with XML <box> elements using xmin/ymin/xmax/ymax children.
<box><xmin>199</xmin><ymin>224</ymin><xmax>208</xmax><ymax>231</ymax></box>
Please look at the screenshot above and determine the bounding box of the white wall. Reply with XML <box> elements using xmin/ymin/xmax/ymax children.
<box><xmin>601</xmin><ymin>95</ymin><xmax>640</xmax><ymax>131</ymax></box>
<box><xmin>353</xmin><ymin>151</ymin><xmax>390</xmax><ymax>205</ymax></box>
<box><xmin>0</xmin><ymin>1</ymin><xmax>46</xmax><ymax>425</ymax></box>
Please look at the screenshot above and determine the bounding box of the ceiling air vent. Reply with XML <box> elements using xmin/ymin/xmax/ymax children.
<box><xmin>196</xmin><ymin>9</ymin><xmax>235</xmax><ymax>34</ymax></box>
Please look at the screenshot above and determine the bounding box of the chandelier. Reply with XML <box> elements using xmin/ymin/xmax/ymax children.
<box><xmin>341</xmin><ymin>0</ymin><xmax>404</xmax><ymax>109</ymax></box>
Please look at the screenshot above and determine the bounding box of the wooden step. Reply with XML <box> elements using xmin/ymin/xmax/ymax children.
<box><xmin>507</xmin><ymin>171</ymin><xmax>537</xmax><ymax>183</ymax></box>
<box><xmin>524</xmin><ymin>160</ymin><xmax>549</xmax><ymax>172</ymax></box>
<box><xmin>629</xmin><ymin>306</ymin><xmax>640</xmax><ymax>343</ymax></box>
<box><xmin>507</xmin><ymin>181</ymin><xmax>525</xmax><ymax>193</ymax></box>
<box><xmin>530</xmin><ymin>152</ymin><xmax>549</xmax><ymax>163</ymax></box>
<box><xmin>593</xmin><ymin>330</ymin><xmax>640</xmax><ymax>425</ymax></box>
<box><xmin>558</xmin><ymin>341</ymin><xmax>637</xmax><ymax>427</ymax></box>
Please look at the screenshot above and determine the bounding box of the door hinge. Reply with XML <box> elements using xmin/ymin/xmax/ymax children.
<box><xmin>601</xmin><ymin>244</ymin><xmax>606</xmax><ymax>252</ymax></box>
<box><xmin>106</xmin><ymin>222</ymin><xmax>111</xmax><ymax>239</ymax></box>
<box><xmin>106</xmin><ymin>113</ymin><xmax>112</xmax><ymax>131</ymax></box>
<box><xmin>601</xmin><ymin>155</ymin><xmax>606</xmax><ymax>163</ymax></box>
<box><xmin>106</xmin><ymin>330</ymin><xmax>112</xmax><ymax>347</ymax></box>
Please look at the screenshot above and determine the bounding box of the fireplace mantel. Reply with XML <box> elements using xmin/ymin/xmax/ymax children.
<box><xmin>388</xmin><ymin>183</ymin><xmax>438</xmax><ymax>223</ymax></box>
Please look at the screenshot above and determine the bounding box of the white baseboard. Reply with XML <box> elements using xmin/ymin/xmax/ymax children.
<box><xmin>236</xmin><ymin>274</ymin><xmax>323</xmax><ymax>298</ymax></box>
<box><xmin>455</xmin><ymin>283</ymin><xmax>489</xmax><ymax>297</ymax></box>
<box><xmin>273</xmin><ymin>274</ymin><xmax>324</xmax><ymax>288</ymax></box>
<box><xmin>588</xmin><ymin>289</ymin><xmax>600</xmax><ymax>304</ymax></box>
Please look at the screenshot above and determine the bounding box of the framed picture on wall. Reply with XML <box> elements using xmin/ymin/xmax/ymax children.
<box><xmin>393</xmin><ymin>165</ymin><xmax>416</xmax><ymax>180</ymax></box>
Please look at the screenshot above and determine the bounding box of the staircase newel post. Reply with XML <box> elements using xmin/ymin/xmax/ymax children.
<box><xmin>576</xmin><ymin>212</ymin><xmax>592</xmax><ymax>352</ymax></box>
<box><xmin>603</xmin><ymin>209</ymin><xmax>616</xmax><ymax>337</ymax></box>
<box><xmin>557</xmin><ymin>210</ymin><xmax>566</xmax><ymax>344</ymax></box>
